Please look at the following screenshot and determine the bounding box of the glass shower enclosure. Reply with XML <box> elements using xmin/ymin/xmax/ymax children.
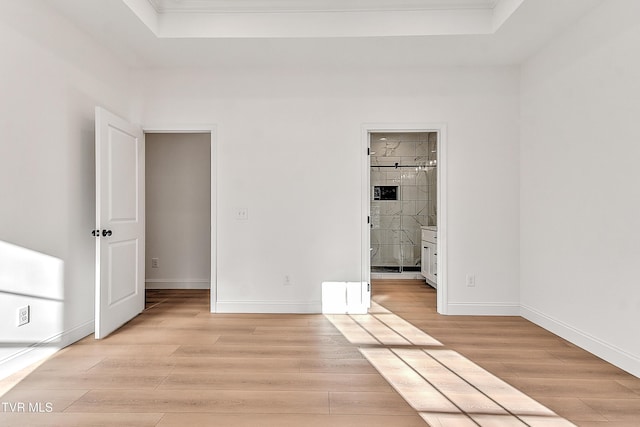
<box><xmin>370</xmin><ymin>132</ymin><xmax>437</xmax><ymax>274</ymax></box>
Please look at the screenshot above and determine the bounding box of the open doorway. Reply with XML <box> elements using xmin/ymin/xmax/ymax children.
<box><xmin>369</xmin><ymin>132</ymin><xmax>437</xmax><ymax>280</ymax></box>
<box><xmin>362</xmin><ymin>124</ymin><xmax>448</xmax><ymax>314</ymax></box>
<box><xmin>144</xmin><ymin>132</ymin><xmax>213</xmax><ymax>309</ymax></box>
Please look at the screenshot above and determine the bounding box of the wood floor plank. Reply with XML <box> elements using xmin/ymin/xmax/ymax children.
<box><xmin>59</xmin><ymin>344</ymin><xmax>180</xmax><ymax>357</ymax></box>
<box><xmin>158</xmin><ymin>372</ymin><xmax>392</xmax><ymax>392</ymax></box>
<box><xmin>324</xmin><ymin>314</ymin><xmax>380</xmax><ymax>345</ymax></box>
<box><xmin>252</xmin><ymin>326</ymin><xmax>343</xmax><ymax>335</ymax></box>
<box><xmin>85</xmin><ymin>357</ymin><xmax>178</xmax><ymax>374</ymax></box>
<box><xmin>172</xmin><ymin>344</ymin><xmax>364</xmax><ymax>359</ymax></box>
<box><xmin>329</xmin><ymin>391</ymin><xmax>418</xmax><ymax>415</ymax></box>
<box><xmin>373</xmin><ymin>313</ymin><xmax>443</xmax><ymax>346</ymax></box>
<box><xmin>0</xmin><ymin>413</ymin><xmax>163</xmax><ymax>427</ymax></box>
<box><xmin>579</xmin><ymin>398</ymin><xmax>640</xmax><ymax>422</ymax></box>
<box><xmin>419</xmin><ymin>412</ymin><xmax>477</xmax><ymax>426</ymax></box>
<box><xmin>616</xmin><ymin>378</ymin><xmax>640</xmax><ymax>394</ymax></box>
<box><xmin>214</xmin><ymin>333</ymin><xmax>350</xmax><ymax>346</ymax></box>
<box><xmin>350</xmin><ymin>315</ymin><xmax>411</xmax><ymax>345</ymax></box>
<box><xmin>156</xmin><ymin>413</ymin><xmax>427</xmax><ymax>427</ymax></box>
<box><xmin>20</xmin><ymin>356</ymin><xmax>105</xmax><ymax>373</ymax></box>
<box><xmin>531</xmin><ymin>397</ymin><xmax>608</xmax><ymax>422</ymax></box>
<box><xmin>65</xmin><ymin>390</ymin><xmax>330</xmax><ymax>414</ymax></box>
<box><xmin>87</xmin><ymin>330</ymin><xmax>221</xmax><ymax>345</ymax></box>
<box><xmin>11</xmin><ymin>371</ymin><xmax>166</xmax><ymax>390</ymax></box>
<box><xmin>496</xmin><ymin>361</ymin><xmax>633</xmax><ymax>380</ymax></box>
<box><xmin>170</xmin><ymin>357</ymin><xmax>303</xmax><ymax>373</ymax></box>
<box><xmin>501</xmin><ymin>377</ymin><xmax>638</xmax><ymax>399</ymax></box>
<box><xmin>298</xmin><ymin>358</ymin><xmax>377</xmax><ymax>374</ymax></box>
<box><xmin>360</xmin><ymin>348</ymin><xmax>460</xmax><ymax>414</ymax></box>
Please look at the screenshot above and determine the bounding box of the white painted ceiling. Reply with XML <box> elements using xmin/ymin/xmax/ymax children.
<box><xmin>47</xmin><ymin>0</ymin><xmax>602</xmax><ymax>69</ymax></box>
<box><xmin>146</xmin><ymin>0</ymin><xmax>500</xmax><ymax>13</ymax></box>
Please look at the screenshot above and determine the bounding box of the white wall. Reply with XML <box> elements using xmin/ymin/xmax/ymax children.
<box><xmin>520</xmin><ymin>0</ymin><xmax>640</xmax><ymax>376</ymax></box>
<box><xmin>138</xmin><ymin>65</ymin><xmax>521</xmax><ymax>314</ymax></box>
<box><xmin>0</xmin><ymin>0</ymin><xmax>133</xmax><ymax>378</ymax></box>
<box><xmin>145</xmin><ymin>133</ymin><xmax>211</xmax><ymax>289</ymax></box>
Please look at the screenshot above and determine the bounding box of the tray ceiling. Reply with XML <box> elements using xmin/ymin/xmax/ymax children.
<box><xmin>124</xmin><ymin>0</ymin><xmax>520</xmax><ymax>38</ymax></box>
<box><xmin>146</xmin><ymin>0</ymin><xmax>501</xmax><ymax>13</ymax></box>
<box><xmin>46</xmin><ymin>0</ymin><xmax>603</xmax><ymax>68</ymax></box>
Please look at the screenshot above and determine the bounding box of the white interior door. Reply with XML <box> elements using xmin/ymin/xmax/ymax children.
<box><xmin>95</xmin><ymin>107</ymin><xmax>145</xmax><ymax>339</ymax></box>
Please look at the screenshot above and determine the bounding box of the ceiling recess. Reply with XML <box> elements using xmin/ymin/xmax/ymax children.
<box><xmin>126</xmin><ymin>0</ymin><xmax>519</xmax><ymax>38</ymax></box>
<box><xmin>146</xmin><ymin>0</ymin><xmax>501</xmax><ymax>14</ymax></box>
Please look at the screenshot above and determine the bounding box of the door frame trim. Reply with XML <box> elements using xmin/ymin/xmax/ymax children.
<box><xmin>361</xmin><ymin>123</ymin><xmax>449</xmax><ymax>314</ymax></box>
<box><xmin>142</xmin><ymin>125</ymin><xmax>218</xmax><ymax>312</ymax></box>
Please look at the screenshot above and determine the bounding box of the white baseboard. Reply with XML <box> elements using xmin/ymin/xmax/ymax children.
<box><xmin>216</xmin><ymin>300</ymin><xmax>322</xmax><ymax>313</ymax></box>
<box><xmin>145</xmin><ymin>279</ymin><xmax>210</xmax><ymax>289</ymax></box>
<box><xmin>0</xmin><ymin>320</ymin><xmax>94</xmax><ymax>381</ymax></box>
<box><xmin>521</xmin><ymin>305</ymin><xmax>640</xmax><ymax>378</ymax></box>
<box><xmin>447</xmin><ymin>302</ymin><xmax>520</xmax><ymax>316</ymax></box>
<box><xmin>371</xmin><ymin>272</ymin><xmax>424</xmax><ymax>280</ymax></box>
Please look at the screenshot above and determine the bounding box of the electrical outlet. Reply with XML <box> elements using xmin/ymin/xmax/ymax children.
<box><xmin>466</xmin><ymin>274</ymin><xmax>476</xmax><ymax>287</ymax></box>
<box><xmin>236</xmin><ymin>208</ymin><xmax>249</xmax><ymax>221</ymax></box>
<box><xmin>151</xmin><ymin>258</ymin><xmax>159</xmax><ymax>268</ymax></box>
<box><xmin>283</xmin><ymin>275</ymin><xmax>292</xmax><ymax>286</ymax></box>
<box><xmin>18</xmin><ymin>305</ymin><xmax>30</xmax><ymax>327</ymax></box>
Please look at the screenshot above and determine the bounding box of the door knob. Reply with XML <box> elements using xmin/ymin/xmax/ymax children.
<box><xmin>102</xmin><ymin>229</ymin><xmax>112</xmax><ymax>237</ymax></box>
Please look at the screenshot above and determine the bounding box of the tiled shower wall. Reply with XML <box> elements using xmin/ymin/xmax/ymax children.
<box><xmin>370</xmin><ymin>132</ymin><xmax>437</xmax><ymax>269</ymax></box>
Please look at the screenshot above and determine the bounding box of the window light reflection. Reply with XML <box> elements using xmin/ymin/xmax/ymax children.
<box><xmin>326</xmin><ymin>305</ymin><xmax>576</xmax><ymax>426</ymax></box>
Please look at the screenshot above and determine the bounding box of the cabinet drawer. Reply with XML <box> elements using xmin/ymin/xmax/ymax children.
<box><xmin>421</xmin><ymin>229</ymin><xmax>437</xmax><ymax>243</ymax></box>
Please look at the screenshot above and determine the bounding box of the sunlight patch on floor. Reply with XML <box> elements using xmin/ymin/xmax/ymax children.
<box><xmin>394</xmin><ymin>349</ymin><xmax>507</xmax><ymax>415</ymax></box>
<box><xmin>425</xmin><ymin>349</ymin><xmax>560</xmax><ymax>418</ymax></box>
<box><xmin>369</xmin><ymin>301</ymin><xmax>391</xmax><ymax>314</ymax></box>
<box><xmin>324</xmin><ymin>315</ymin><xmax>380</xmax><ymax>345</ymax></box>
<box><xmin>375</xmin><ymin>314</ymin><xmax>442</xmax><ymax>346</ymax></box>
<box><xmin>325</xmin><ymin>312</ymin><xmax>442</xmax><ymax>347</ymax></box>
<box><xmin>326</xmin><ymin>304</ymin><xmax>575</xmax><ymax>425</ymax></box>
<box><xmin>419</xmin><ymin>412</ymin><xmax>478</xmax><ymax>426</ymax></box>
<box><xmin>351</xmin><ymin>315</ymin><xmax>411</xmax><ymax>345</ymax></box>
<box><xmin>360</xmin><ymin>348</ymin><xmax>459</xmax><ymax>413</ymax></box>
<box><xmin>360</xmin><ymin>347</ymin><xmax>576</xmax><ymax>426</ymax></box>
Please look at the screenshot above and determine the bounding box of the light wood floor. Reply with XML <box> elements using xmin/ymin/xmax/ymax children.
<box><xmin>0</xmin><ymin>280</ymin><xmax>639</xmax><ymax>426</ymax></box>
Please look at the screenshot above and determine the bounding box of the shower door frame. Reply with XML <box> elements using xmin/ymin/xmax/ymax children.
<box><xmin>361</xmin><ymin>123</ymin><xmax>449</xmax><ymax>315</ymax></box>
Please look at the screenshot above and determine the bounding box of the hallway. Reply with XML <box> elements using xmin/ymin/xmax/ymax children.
<box><xmin>0</xmin><ymin>281</ymin><xmax>638</xmax><ymax>426</ymax></box>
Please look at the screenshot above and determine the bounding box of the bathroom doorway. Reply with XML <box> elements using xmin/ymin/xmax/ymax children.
<box><xmin>361</xmin><ymin>123</ymin><xmax>448</xmax><ymax>313</ymax></box>
<box><xmin>369</xmin><ymin>132</ymin><xmax>437</xmax><ymax>279</ymax></box>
